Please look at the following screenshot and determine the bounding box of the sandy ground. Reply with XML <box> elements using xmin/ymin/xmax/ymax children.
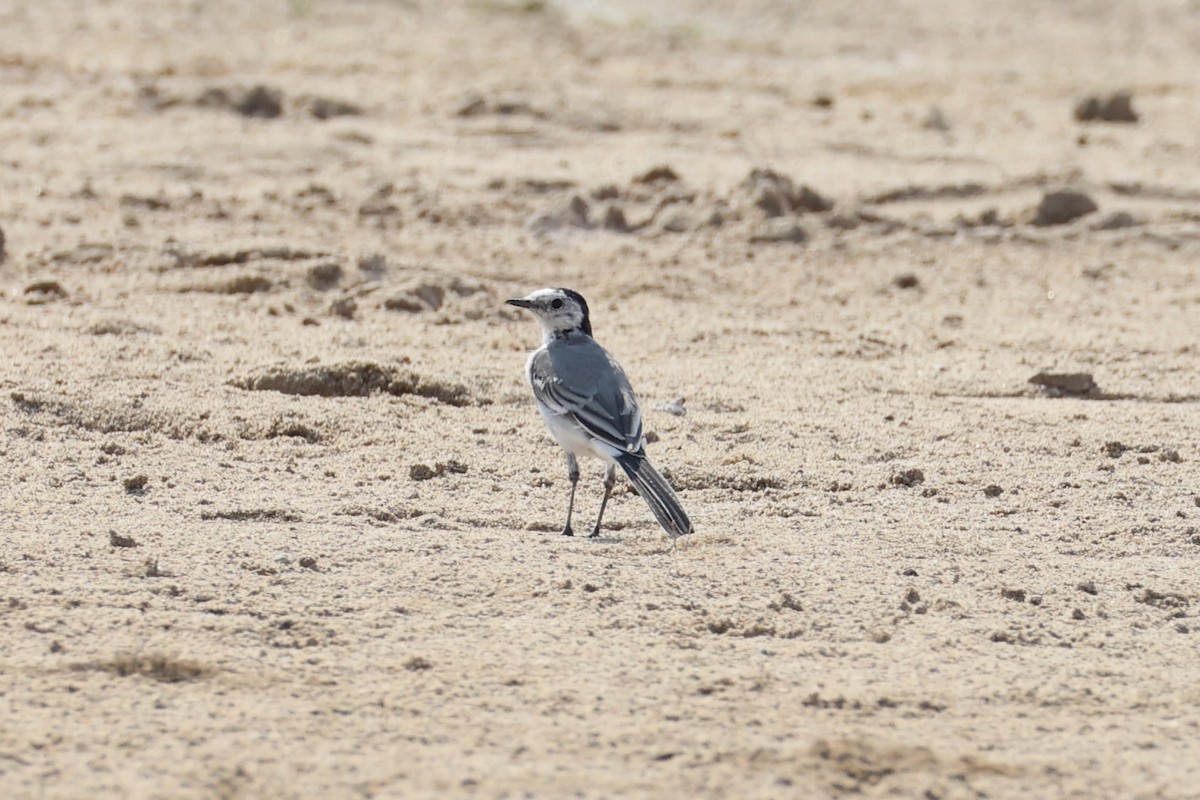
<box><xmin>2</xmin><ymin>1</ymin><xmax>1200</xmax><ymax>797</ymax></box>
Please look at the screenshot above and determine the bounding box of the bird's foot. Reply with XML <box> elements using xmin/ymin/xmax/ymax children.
<box><xmin>588</xmin><ymin>527</ymin><xmax>601</xmax><ymax>539</ymax></box>
<box><xmin>562</xmin><ymin>525</ymin><xmax>575</xmax><ymax>537</ymax></box>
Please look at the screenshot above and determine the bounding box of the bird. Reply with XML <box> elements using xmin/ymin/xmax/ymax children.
<box><xmin>507</xmin><ymin>287</ymin><xmax>693</xmax><ymax>538</ymax></box>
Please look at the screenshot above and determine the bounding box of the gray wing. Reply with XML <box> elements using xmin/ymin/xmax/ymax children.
<box><xmin>530</xmin><ymin>339</ymin><xmax>644</xmax><ymax>455</ymax></box>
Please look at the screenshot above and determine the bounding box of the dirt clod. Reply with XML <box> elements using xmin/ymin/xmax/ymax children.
<box><xmin>1136</xmin><ymin>589</ymin><xmax>1188</xmax><ymax>610</ymax></box>
<box><xmin>74</xmin><ymin>654</ymin><xmax>208</xmax><ymax>683</ymax></box>
<box><xmin>1102</xmin><ymin>441</ymin><xmax>1129</xmax><ymax>458</ymax></box>
<box><xmin>891</xmin><ymin>468</ymin><xmax>925</xmax><ymax>488</ymax></box>
<box><xmin>234</xmin><ymin>85</ymin><xmax>284</xmax><ymax>118</ymax></box>
<box><xmin>306</xmin><ymin>96</ymin><xmax>362</xmax><ymax>119</ymax></box>
<box><xmin>1074</xmin><ymin>91</ymin><xmax>1137</xmax><ymax>123</ymax></box>
<box><xmin>527</xmin><ymin>194</ymin><xmax>592</xmax><ymax>233</ymax></box>
<box><xmin>741</xmin><ymin>168</ymin><xmax>831</xmax><ymax>215</ymax></box>
<box><xmin>384</xmin><ymin>295</ymin><xmax>425</xmax><ymax>313</ymax></box>
<box><xmin>109</xmin><ymin>530</ymin><xmax>139</xmax><ymax>548</ymax></box>
<box><xmin>749</xmin><ymin>218</ymin><xmax>807</xmax><ymax>244</ymax></box>
<box><xmin>633</xmin><ymin>165</ymin><xmax>680</xmax><ymax>184</ymax></box>
<box><xmin>410</xmin><ymin>461</ymin><xmax>468</xmax><ymax>481</ymax></box>
<box><xmin>25</xmin><ymin>280</ymin><xmax>68</xmax><ymax>304</ymax></box>
<box><xmin>123</xmin><ymin>475</ymin><xmax>149</xmax><ymax>494</ymax></box>
<box><xmin>205</xmin><ymin>275</ymin><xmax>273</xmax><ymax>294</ymax></box>
<box><xmin>1029</xmin><ymin>372</ymin><xmax>1097</xmax><ymax>396</ymax></box>
<box><xmin>232</xmin><ymin>361</ymin><xmax>471</xmax><ymax>405</ymax></box>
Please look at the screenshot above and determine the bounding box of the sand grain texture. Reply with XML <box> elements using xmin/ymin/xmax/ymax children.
<box><xmin>2</xmin><ymin>1</ymin><xmax>1199</xmax><ymax>798</ymax></box>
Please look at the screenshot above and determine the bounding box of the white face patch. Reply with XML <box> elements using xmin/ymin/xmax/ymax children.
<box><xmin>517</xmin><ymin>288</ymin><xmax>588</xmax><ymax>335</ymax></box>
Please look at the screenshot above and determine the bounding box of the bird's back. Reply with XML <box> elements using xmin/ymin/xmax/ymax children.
<box><xmin>530</xmin><ymin>334</ymin><xmax>645</xmax><ymax>455</ymax></box>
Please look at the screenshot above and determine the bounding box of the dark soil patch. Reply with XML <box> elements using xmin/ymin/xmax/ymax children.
<box><xmin>232</xmin><ymin>361</ymin><xmax>472</xmax><ymax>406</ymax></box>
<box><xmin>72</xmin><ymin>653</ymin><xmax>210</xmax><ymax>683</ymax></box>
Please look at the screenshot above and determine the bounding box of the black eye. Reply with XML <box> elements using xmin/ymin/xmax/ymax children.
<box><xmin>550</xmin><ymin>298</ymin><xmax>564</xmax><ymax>309</ymax></box>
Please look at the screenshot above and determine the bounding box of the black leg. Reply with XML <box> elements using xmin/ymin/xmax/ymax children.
<box><xmin>562</xmin><ymin>454</ymin><xmax>579</xmax><ymax>536</ymax></box>
<box><xmin>589</xmin><ymin>465</ymin><xmax>617</xmax><ymax>538</ymax></box>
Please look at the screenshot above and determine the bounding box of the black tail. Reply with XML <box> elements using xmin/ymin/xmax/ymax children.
<box><xmin>618</xmin><ymin>455</ymin><xmax>693</xmax><ymax>537</ymax></box>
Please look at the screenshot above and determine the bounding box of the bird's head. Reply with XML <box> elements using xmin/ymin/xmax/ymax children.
<box><xmin>507</xmin><ymin>287</ymin><xmax>593</xmax><ymax>338</ymax></box>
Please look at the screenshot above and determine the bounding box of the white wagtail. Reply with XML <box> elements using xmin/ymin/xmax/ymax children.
<box><xmin>507</xmin><ymin>287</ymin><xmax>693</xmax><ymax>538</ymax></box>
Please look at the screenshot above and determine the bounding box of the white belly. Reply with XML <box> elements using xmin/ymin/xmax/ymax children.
<box><xmin>537</xmin><ymin>403</ymin><xmax>622</xmax><ymax>465</ymax></box>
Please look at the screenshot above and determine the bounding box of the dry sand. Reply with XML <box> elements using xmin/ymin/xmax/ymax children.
<box><xmin>2</xmin><ymin>1</ymin><xmax>1200</xmax><ymax>797</ymax></box>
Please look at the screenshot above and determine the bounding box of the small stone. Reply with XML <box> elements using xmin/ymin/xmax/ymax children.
<box><xmin>235</xmin><ymin>85</ymin><xmax>284</xmax><ymax>119</ymax></box>
<box><xmin>984</xmin><ymin>485</ymin><xmax>1003</xmax><ymax>498</ymax></box>
<box><xmin>753</xmin><ymin>186</ymin><xmax>789</xmax><ymax>217</ymax></box>
<box><xmin>921</xmin><ymin>106</ymin><xmax>951</xmax><ymax>132</ymax></box>
<box><xmin>358</xmin><ymin>253</ymin><xmax>388</xmax><ymax>275</ymax></box>
<box><xmin>454</xmin><ymin>94</ymin><xmax>488</xmax><ymax>117</ymax></box>
<box><xmin>601</xmin><ymin>204</ymin><xmax>630</xmax><ymax>232</ymax></box>
<box><xmin>329</xmin><ymin>297</ymin><xmax>356</xmax><ymax>319</ymax></box>
<box><xmin>410</xmin><ymin>283</ymin><xmax>445</xmax><ymax>310</ymax></box>
<box><xmin>308</xmin><ymin>96</ymin><xmax>362</xmax><ymax>120</ymax></box>
<box><xmin>1092</xmin><ymin>211</ymin><xmax>1138</xmax><ymax>230</ymax></box>
<box><xmin>792</xmin><ymin>185</ymin><xmax>833</xmax><ymax>214</ymax></box>
<box><xmin>306</xmin><ymin>263</ymin><xmax>343</xmax><ymax>291</ymax></box>
<box><xmin>892</xmin><ymin>273</ymin><xmax>920</xmax><ymax>290</ymax></box>
<box><xmin>825</xmin><ymin>213</ymin><xmax>861</xmax><ymax>231</ymax></box>
<box><xmin>656</xmin><ymin>207</ymin><xmax>694</xmax><ymax>233</ymax></box>
<box><xmin>750</xmin><ymin>218</ymin><xmax>807</xmax><ymax>244</ymax></box>
<box><xmin>977</xmin><ymin>208</ymin><xmax>1003</xmax><ymax>226</ymax></box>
<box><xmin>703</xmin><ymin>204</ymin><xmax>731</xmax><ymax>227</ymax></box>
<box><xmin>1032</xmin><ymin>191</ymin><xmax>1098</xmax><ymax>226</ymax></box>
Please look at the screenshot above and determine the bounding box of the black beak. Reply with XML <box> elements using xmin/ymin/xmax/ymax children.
<box><xmin>506</xmin><ymin>298</ymin><xmax>533</xmax><ymax>309</ymax></box>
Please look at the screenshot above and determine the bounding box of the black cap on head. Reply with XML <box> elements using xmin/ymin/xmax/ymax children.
<box><xmin>558</xmin><ymin>288</ymin><xmax>592</xmax><ymax>336</ymax></box>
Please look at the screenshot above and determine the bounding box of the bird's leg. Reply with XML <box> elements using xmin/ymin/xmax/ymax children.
<box><xmin>590</xmin><ymin>464</ymin><xmax>617</xmax><ymax>538</ymax></box>
<box><xmin>562</xmin><ymin>454</ymin><xmax>579</xmax><ymax>536</ymax></box>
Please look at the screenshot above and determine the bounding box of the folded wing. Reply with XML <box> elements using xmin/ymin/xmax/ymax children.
<box><xmin>530</xmin><ymin>340</ymin><xmax>644</xmax><ymax>455</ymax></box>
